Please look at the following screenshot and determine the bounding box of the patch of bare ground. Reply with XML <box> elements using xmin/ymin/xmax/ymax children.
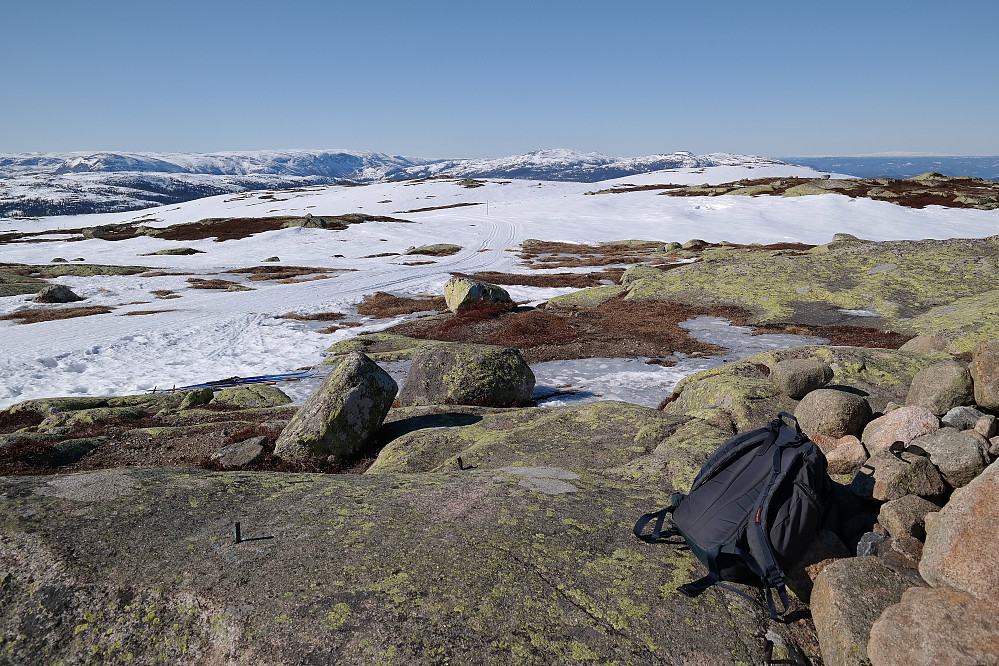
<box><xmin>150</xmin><ymin>290</ymin><xmax>181</xmax><ymax>299</ymax></box>
<box><xmin>387</xmin><ymin>298</ymin><xmax>752</xmax><ymax>363</ymax></box>
<box><xmin>516</xmin><ymin>239</ymin><xmax>680</xmax><ymax>270</ymax></box>
<box><xmin>185</xmin><ymin>278</ymin><xmax>250</xmax><ymax>290</ymax></box>
<box><xmin>401</xmin><ymin>261</ymin><xmax>436</xmax><ymax>266</ymax></box>
<box><xmin>356</xmin><ymin>292</ymin><xmax>447</xmax><ymax>319</ymax></box>
<box><xmin>139</xmin><ymin>271</ymin><xmax>197</xmax><ymax>278</ymax></box>
<box><xmin>120</xmin><ymin>310</ymin><xmax>177</xmax><ymax>316</ymax></box>
<box><xmin>281</xmin><ymin>311</ymin><xmax>347</xmax><ymax>322</ymax></box>
<box><xmin>658</xmin><ymin>176</ymin><xmax>999</xmax><ymax>210</ymax></box>
<box><xmin>585</xmin><ymin>183</ymin><xmax>686</xmax><ymax>195</ymax></box>
<box><xmin>753</xmin><ymin>323</ymin><xmax>913</xmax><ymax>349</ymax></box>
<box><xmin>277</xmin><ymin>275</ymin><xmax>330</xmax><ymax>284</ymax></box>
<box><xmin>0</xmin><ymin>306</ymin><xmax>114</xmax><ymax>324</ymax></box>
<box><xmin>224</xmin><ymin>265</ymin><xmax>346</xmax><ymax>281</ymax></box>
<box><xmin>451</xmin><ymin>269</ymin><xmax>625</xmax><ymax>288</ymax></box>
<box><xmin>397</xmin><ymin>202</ymin><xmax>484</xmax><ymax>214</ymax></box>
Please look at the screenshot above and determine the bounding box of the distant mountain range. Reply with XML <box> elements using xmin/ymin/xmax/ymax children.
<box><xmin>780</xmin><ymin>156</ymin><xmax>999</xmax><ymax>181</ymax></box>
<box><xmin>0</xmin><ymin>149</ymin><xmax>781</xmax><ymax>217</ymax></box>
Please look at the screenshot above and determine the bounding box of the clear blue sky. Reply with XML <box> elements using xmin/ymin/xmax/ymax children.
<box><xmin>3</xmin><ymin>0</ymin><xmax>997</xmax><ymax>158</ymax></box>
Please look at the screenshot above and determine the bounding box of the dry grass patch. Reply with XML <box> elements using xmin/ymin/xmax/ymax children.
<box><xmin>356</xmin><ymin>292</ymin><xmax>447</xmax><ymax>318</ymax></box>
<box><xmin>120</xmin><ymin>310</ymin><xmax>178</xmax><ymax>316</ymax></box>
<box><xmin>186</xmin><ymin>278</ymin><xmax>251</xmax><ymax>291</ymax></box>
<box><xmin>282</xmin><ymin>311</ymin><xmax>347</xmax><ymax>322</ymax></box>
<box><xmin>224</xmin><ymin>265</ymin><xmax>345</xmax><ymax>281</ymax></box>
<box><xmin>397</xmin><ymin>202</ymin><xmax>484</xmax><ymax>214</ymax></box>
<box><xmin>0</xmin><ymin>306</ymin><xmax>114</xmax><ymax>324</ymax></box>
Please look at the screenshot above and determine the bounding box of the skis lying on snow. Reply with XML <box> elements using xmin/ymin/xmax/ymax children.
<box><xmin>151</xmin><ymin>368</ymin><xmax>320</xmax><ymax>393</ymax></box>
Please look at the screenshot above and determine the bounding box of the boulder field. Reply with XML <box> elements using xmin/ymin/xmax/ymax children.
<box><xmin>4</xmin><ymin>233</ymin><xmax>999</xmax><ymax>664</ymax></box>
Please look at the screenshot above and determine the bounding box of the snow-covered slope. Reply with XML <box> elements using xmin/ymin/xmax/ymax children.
<box><xmin>1</xmin><ymin>161</ymin><xmax>996</xmax><ymax>410</ymax></box>
<box><xmin>0</xmin><ymin>149</ymin><xmax>785</xmax><ymax>217</ymax></box>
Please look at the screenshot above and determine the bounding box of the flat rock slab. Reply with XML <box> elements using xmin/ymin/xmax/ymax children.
<box><xmin>0</xmin><ymin>468</ymin><xmax>818</xmax><ymax>665</ymax></box>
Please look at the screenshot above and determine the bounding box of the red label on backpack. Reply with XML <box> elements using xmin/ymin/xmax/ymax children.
<box><xmin>755</xmin><ymin>508</ymin><xmax>763</xmax><ymax>523</ymax></box>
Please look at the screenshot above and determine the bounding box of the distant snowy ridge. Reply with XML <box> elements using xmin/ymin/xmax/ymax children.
<box><xmin>0</xmin><ymin>149</ymin><xmax>783</xmax><ymax>217</ymax></box>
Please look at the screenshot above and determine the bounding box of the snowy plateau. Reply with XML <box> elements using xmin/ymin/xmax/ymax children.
<box><xmin>1</xmin><ymin>150</ymin><xmax>998</xmax><ymax>410</ymax></box>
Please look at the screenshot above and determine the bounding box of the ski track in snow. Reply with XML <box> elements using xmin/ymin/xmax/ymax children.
<box><xmin>1</xmin><ymin>163</ymin><xmax>998</xmax><ymax>409</ymax></box>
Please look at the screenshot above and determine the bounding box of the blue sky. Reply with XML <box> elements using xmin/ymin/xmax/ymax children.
<box><xmin>3</xmin><ymin>1</ymin><xmax>997</xmax><ymax>157</ymax></box>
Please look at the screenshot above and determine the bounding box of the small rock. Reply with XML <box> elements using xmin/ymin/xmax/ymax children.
<box><xmin>850</xmin><ymin>449</ymin><xmax>946</xmax><ymax>501</ymax></box>
<box><xmin>179</xmin><ymin>387</ymin><xmax>214</xmax><ymax>409</ymax></box>
<box><xmin>941</xmin><ymin>405</ymin><xmax>985</xmax><ymax>430</ymax></box>
<box><xmin>877</xmin><ymin>494</ymin><xmax>938</xmax><ymax>539</ymax></box>
<box><xmin>861</xmin><ymin>405</ymin><xmax>939</xmax><ymax>452</ymax></box>
<box><xmin>904</xmin><ymin>360</ymin><xmax>974</xmax><ymax>415</ymax></box>
<box><xmin>823</xmin><ymin>436</ymin><xmax>869</xmax><ymax>476</ymax></box>
<box><xmin>769</xmin><ymin>359</ymin><xmax>834</xmax><ymax>399</ymax></box>
<box><xmin>868</xmin><ymin>587</ymin><xmax>999</xmax><ymax>666</ymax></box>
<box><xmin>263</xmin><ymin>256</ymin><xmax>280</xmax><ymax>262</ymax></box>
<box><xmin>972</xmin><ymin>340</ymin><xmax>999</xmax><ymax>410</ymax></box>
<box><xmin>976</xmin><ymin>415</ymin><xmax>998</xmax><ymax>439</ymax></box>
<box><xmin>811</xmin><ymin>557</ymin><xmax>912</xmax><ymax>666</ymax></box>
<box><xmin>877</xmin><ymin>535</ymin><xmax>923</xmax><ymax>570</ymax></box>
<box><xmin>33</xmin><ymin>285</ymin><xmax>83</xmax><ymax>303</ymax></box>
<box><xmin>910</xmin><ymin>427</ymin><xmax>988</xmax><ymax>489</ymax></box>
<box><xmin>795</xmin><ymin>389</ymin><xmax>872</xmax><ymax>438</ymax></box>
<box><xmin>50</xmin><ymin>257</ymin><xmax>68</xmax><ymax>262</ymax></box>
<box><xmin>681</xmin><ymin>238</ymin><xmax>707</xmax><ymax>249</ymax></box>
<box><xmin>856</xmin><ymin>532</ymin><xmax>887</xmax><ymax>557</ymax></box>
<box><xmin>211</xmin><ymin>436</ymin><xmax>267</xmax><ymax>468</ymax></box>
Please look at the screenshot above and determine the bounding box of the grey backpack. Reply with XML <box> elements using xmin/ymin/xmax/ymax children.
<box><xmin>634</xmin><ymin>412</ymin><xmax>832</xmax><ymax>618</ymax></box>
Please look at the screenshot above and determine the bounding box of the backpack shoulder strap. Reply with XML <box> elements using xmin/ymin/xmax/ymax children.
<box><xmin>633</xmin><ymin>492</ymin><xmax>684</xmax><ymax>542</ymax></box>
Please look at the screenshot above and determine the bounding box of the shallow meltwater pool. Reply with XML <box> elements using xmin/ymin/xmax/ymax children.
<box><xmin>283</xmin><ymin>316</ymin><xmax>826</xmax><ymax>409</ymax></box>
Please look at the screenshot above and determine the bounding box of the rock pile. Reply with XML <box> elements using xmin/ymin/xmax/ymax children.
<box><xmin>666</xmin><ymin>340</ymin><xmax>999</xmax><ymax>665</ymax></box>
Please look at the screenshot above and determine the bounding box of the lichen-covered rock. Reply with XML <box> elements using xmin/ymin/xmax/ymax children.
<box><xmin>210</xmin><ymin>436</ymin><xmax>266</xmax><ymax>468</ymax></box>
<box><xmin>877</xmin><ymin>494</ymin><xmax>938</xmax><ymax>539</ymax></box>
<box><xmin>898</xmin><ymin>333</ymin><xmax>949</xmax><ymax>353</ymax></box>
<box><xmin>323</xmin><ymin>332</ymin><xmax>429</xmax><ymax>362</ymax></box>
<box><xmin>275</xmin><ymin>352</ymin><xmax>397</xmax><ymax>460</ymax></box>
<box><xmin>868</xmin><ymin>587</ymin><xmax>999</xmax><ymax>666</ymax></box>
<box><xmin>368</xmin><ymin>401</ymin><xmax>690</xmax><ymax>481</ymax></box>
<box><xmin>920</xmin><ymin>459</ymin><xmax>999</xmax><ymax>600</ymax></box>
<box><xmin>403</xmin><ymin>243</ymin><xmax>461</xmax><ymax>256</ymax></box>
<box><xmin>179</xmin><ymin>387</ymin><xmax>215</xmax><ymax>410</ymax></box>
<box><xmin>33</xmin><ymin>284</ymin><xmax>84</xmax><ymax>303</ymax></box>
<box><xmin>442</xmin><ymin>276</ymin><xmax>512</xmax><ymax>312</ymax></box>
<box><xmin>545</xmin><ymin>284</ymin><xmax>626</xmax><ymax>309</ymax></box>
<box><xmin>972</xmin><ymin>340</ymin><xmax>999</xmax><ymax>409</ymax></box>
<box><xmin>620</xmin><ymin>235</ymin><xmax>999</xmax><ymax>350</ymax></box>
<box><xmin>810</xmin><ymin>557</ymin><xmax>914</xmax><ymax>666</ymax></box>
<box><xmin>851</xmin><ymin>450</ymin><xmax>946</xmax><ymax>501</ymax></box>
<box><xmin>904</xmin><ymin>360</ymin><xmax>974</xmax><ymax>415</ymax></box>
<box><xmin>795</xmin><ymin>389</ymin><xmax>871</xmax><ymax>438</ymax></box>
<box><xmin>0</xmin><ymin>467</ymin><xmax>819</xmax><ymax>665</ymax></box>
<box><xmin>770</xmin><ymin>358</ymin><xmax>834</xmax><ymax>398</ymax></box>
<box><xmin>211</xmin><ymin>384</ymin><xmax>291</xmax><ymax>409</ymax></box>
<box><xmin>862</xmin><ymin>406</ymin><xmax>939</xmax><ymax>452</ymax></box>
<box><xmin>910</xmin><ymin>427</ymin><xmax>988</xmax><ymax>489</ymax></box>
<box><xmin>398</xmin><ymin>342</ymin><xmax>534</xmax><ymax>408</ymax></box>
<box><xmin>664</xmin><ymin>368</ymin><xmax>794</xmax><ymax>432</ymax></box>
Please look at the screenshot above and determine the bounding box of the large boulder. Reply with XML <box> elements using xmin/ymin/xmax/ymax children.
<box><xmin>442</xmin><ymin>276</ymin><xmax>512</xmax><ymax>312</ymax></box>
<box><xmin>664</xmin><ymin>368</ymin><xmax>794</xmax><ymax>432</ymax></box>
<box><xmin>904</xmin><ymin>360</ymin><xmax>974</xmax><ymax>415</ymax></box>
<box><xmin>274</xmin><ymin>352</ymin><xmax>397</xmax><ymax>460</ymax></box>
<box><xmin>861</xmin><ymin>406</ymin><xmax>939</xmax><ymax>452</ymax></box>
<box><xmin>920</xmin><ymin>459</ymin><xmax>999</xmax><ymax>599</ymax></box>
<box><xmin>398</xmin><ymin>342</ymin><xmax>534</xmax><ymax>408</ymax></box>
<box><xmin>810</xmin><ymin>557</ymin><xmax>914</xmax><ymax>666</ymax></box>
<box><xmin>794</xmin><ymin>389</ymin><xmax>871</xmax><ymax>438</ymax></box>
<box><xmin>868</xmin><ymin>586</ymin><xmax>999</xmax><ymax>666</ymax></box>
<box><xmin>0</xmin><ymin>467</ymin><xmax>820</xmax><ymax>665</ymax></box>
<box><xmin>941</xmin><ymin>405</ymin><xmax>986</xmax><ymax>431</ymax></box>
<box><xmin>877</xmin><ymin>494</ymin><xmax>939</xmax><ymax>539</ymax></box>
<box><xmin>972</xmin><ymin>340</ymin><xmax>999</xmax><ymax>409</ymax></box>
<box><xmin>769</xmin><ymin>358</ymin><xmax>833</xmax><ymax>398</ymax></box>
<box><xmin>910</xmin><ymin>427</ymin><xmax>988</xmax><ymax>489</ymax></box>
<box><xmin>33</xmin><ymin>284</ymin><xmax>84</xmax><ymax>303</ymax></box>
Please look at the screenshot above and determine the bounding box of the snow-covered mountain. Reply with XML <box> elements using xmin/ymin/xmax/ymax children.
<box><xmin>0</xmin><ymin>149</ymin><xmax>783</xmax><ymax>217</ymax></box>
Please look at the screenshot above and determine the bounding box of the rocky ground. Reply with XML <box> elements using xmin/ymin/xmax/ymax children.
<box><xmin>3</xmin><ymin>229</ymin><xmax>999</xmax><ymax>664</ymax></box>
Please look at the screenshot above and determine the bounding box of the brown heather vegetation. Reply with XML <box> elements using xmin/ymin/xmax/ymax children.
<box><xmin>451</xmin><ymin>269</ymin><xmax>625</xmax><ymax>288</ymax></box>
<box><xmin>357</xmin><ymin>292</ymin><xmax>447</xmax><ymax>318</ymax></box>
<box><xmin>0</xmin><ymin>305</ymin><xmax>114</xmax><ymax>324</ymax></box>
